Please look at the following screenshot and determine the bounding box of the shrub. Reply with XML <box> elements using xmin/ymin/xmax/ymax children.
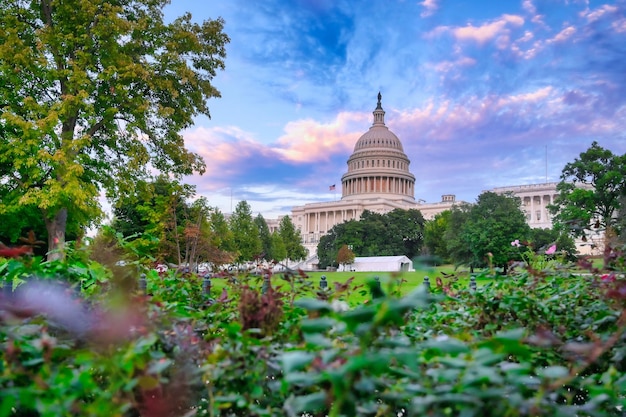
<box><xmin>1</xmin><ymin>243</ymin><xmax>626</xmax><ymax>416</ymax></box>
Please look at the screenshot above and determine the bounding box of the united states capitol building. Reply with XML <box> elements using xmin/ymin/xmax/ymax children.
<box><xmin>284</xmin><ymin>94</ymin><xmax>596</xmax><ymax>259</ymax></box>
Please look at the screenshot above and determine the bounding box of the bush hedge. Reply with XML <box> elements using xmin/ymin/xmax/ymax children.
<box><xmin>1</xmin><ymin>248</ymin><xmax>626</xmax><ymax>417</ymax></box>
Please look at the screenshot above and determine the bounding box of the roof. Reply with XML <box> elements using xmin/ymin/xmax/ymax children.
<box><xmin>354</xmin><ymin>256</ymin><xmax>411</xmax><ymax>263</ymax></box>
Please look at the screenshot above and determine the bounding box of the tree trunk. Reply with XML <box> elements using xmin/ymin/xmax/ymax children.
<box><xmin>45</xmin><ymin>208</ymin><xmax>67</xmax><ymax>261</ymax></box>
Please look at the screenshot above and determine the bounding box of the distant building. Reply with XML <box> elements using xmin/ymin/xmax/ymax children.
<box><xmin>291</xmin><ymin>94</ymin><xmax>463</xmax><ymax>258</ymax></box>
<box><xmin>285</xmin><ymin>94</ymin><xmax>601</xmax><ymax>262</ymax></box>
<box><xmin>489</xmin><ymin>183</ymin><xmax>602</xmax><ymax>255</ymax></box>
<box><xmin>488</xmin><ymin>183</ymin><xmax>560</xmax><ymax>229</ymax></box>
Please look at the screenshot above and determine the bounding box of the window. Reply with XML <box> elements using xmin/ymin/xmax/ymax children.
<box><xmin>536</xmin><ymin>210</ymin><xmax>541</xmax><ymax>221</ymax></box>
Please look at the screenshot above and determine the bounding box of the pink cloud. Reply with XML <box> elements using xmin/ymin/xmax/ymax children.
<box><xmin>273</xmin><ymin>111</ymin><xmax>365</xmax><ymax>162</ymax></box>
<box><xmin>448</xmin><ymin>14</ymin><xmax>525</xmax><ymax>45</ymax></box>
<box><xmin>432</xmin><ymin>56</ymin><xmax>476</xmax><ymax>73</ymax></box>
<box><xmin>581</xmin><ymin>4</ymin><xmax>618</xmax><ymax>22</ymax></box>
<box><xmin>184</xmin><ymin>126</ymin><xmax>280</xmax><ymax>183</ymax></box>
<box><xmin>499</xmin><ymin>87</ymin><xmax>554</xmax><ymax>105</ymax></box>
<box><xmin>613</xmin><ymin>18</ymin><xmax>626</xmax><ymax>33</ymax></box>
<box><xmin>548</xmin><ymin>26</ymin><xmax>577</xmax><ymax>43</ymax></box>
<box><xmin>392</xmin><ymin>84</ymin><xmax>621</xmax><ymax>148</ymax></box>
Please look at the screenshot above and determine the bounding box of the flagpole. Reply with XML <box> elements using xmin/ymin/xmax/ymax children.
<box><xmin>546</xmin><ymin>145</ymin><xmax>548</xmax><ymax>184</ymax></box>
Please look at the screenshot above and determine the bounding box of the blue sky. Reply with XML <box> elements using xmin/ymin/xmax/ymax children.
<box><xmin>165</xmin><ymin>0</ymin><xmax>626</xmax><ymax>218</ymax></box>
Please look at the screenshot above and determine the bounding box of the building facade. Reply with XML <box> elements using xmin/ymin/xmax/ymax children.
<box><xmin>291</xmin><ymin>94</ymin><xmax>462</xmax><ymax>258</ymax></box>
<box><xmin>289</xmin><ymin>94</ymin><xmax>602</xmax><ymax>260</ymax></box>
<box><xmin>489</xmin><ymin>183</ymin><xmax>559</xmax><ymax>229</ymax></box>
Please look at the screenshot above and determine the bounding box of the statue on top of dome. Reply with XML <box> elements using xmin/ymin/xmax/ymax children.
<box><xmin>377</xmin><ymin>91</ymin><xmax>382</xmax><ymax>108</ymax></box>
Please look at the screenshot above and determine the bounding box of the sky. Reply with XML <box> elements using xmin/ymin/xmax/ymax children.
<box><xmin>164</xmin><ymin>0</ymin><xmax>626</xmax><ymax>219</ymax></box>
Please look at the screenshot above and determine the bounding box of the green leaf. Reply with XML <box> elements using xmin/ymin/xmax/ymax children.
<box><xmin>281</xmin><ymin>351</ymin><xmax>315</xmax><ymax>373</ymax></box>
<box><xmin>338</xmin><ymin>305</ymin><xmax>377</xmax><ymax>330</ymax></box>
<box><xmin>300</xmin><ymin>317</ymin><xmax>336</xmax><ymax>334</ymax></box>
<box><xmin>294</xmin><ymin>298</ymin><xmax>333</xmax><ymax>313</ymax></box>
<box><xmin>283</xmin><ymin>392</ymin><xmax>328</xmax><ymax>417</ymax></box>
<box><xmin>539</xmin><ymin>366</ymin><xmax>570</xmax><ymax>379</ymax></box>
<box><xmin>423</xmin><ymin>337</ymin><xmax>470</xmax><ymax>355</ymax></box>
<box><xmin>303</xmin><ymin>332</ymin><xmax>333</xmax><ymax>348</ymax></box>
<box><xmin>0</xmin><ymin>394</ymin><xmax>16</xmax><ymax>417</ymax></box>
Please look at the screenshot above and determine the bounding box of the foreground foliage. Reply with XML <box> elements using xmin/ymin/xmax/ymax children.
<box><xmin>1</xmin><ymin>245</ymin><xmax>626</xmax><ymax>416</ymax></box>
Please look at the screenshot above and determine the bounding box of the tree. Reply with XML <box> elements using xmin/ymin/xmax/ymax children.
<box><xmin>270</xmin><ymin>231</ymin><xmax>287</xmax><ymax>263</ymax></box>
<box><xmin>229</xmin><ymin>201</ymin><xmax>261</xmax><ymax>263</ymax></box>
<box><xmin>336</xmin><ymin>244</ymin><xmax>355</xmax><ymax>271</ymax></box>
<box><xmin>209</xmin><ymin>208</ymin><xmax>236</xmax><ymax>254</ymax></box>
<box><xmin>0</xmin><ymin>204</ymin><xmax>80</xmax><ymax>257</ymax></box>
<box><xmin>550</xmin><ymin>142</ymin><xmax>626</xmax><ymax>241</ymax></box>
<box><xmin>316</xmin><ymin>209</ymin><xmax>425</xmax><ymax>269</ymax></box>
<box><xmin>204</xmin><ymin>208</ymin><xmax>236</xmax><ymax>270</ymax></box>
<box><xmin>461</xmin><ymin>192</ymin><xmax>531</xmax><ymax>274</ymax></box>
<box><xmin>317</xmin><ymin>221</ymin><xmax>349</xmax><ymax>269</ymax></box>
<box><xmin>0</xmin><ymin>1</ymin><xmax>229</xmax><ymax>259</ymax></box>
<box><xmin>443</xmin><ymin>204</ymin><xmax>474</xmax><ymax>269</ymax></box>
<box><xmin>385</xmin><ymin>208</ymin><xmax>425</xmax><ymax>259</ymax></box>
<box><xmin>254</xmin><ymin>214</ymin><xmax>272</xmax><ymax>260</ymax></box>
<box><xmin>423</xmin><ymin>210</ymin><xmax>451</xmax><ymax>263</ymax></box>
<box><xmin>278</xmin><ymin>216</ymin><xmax>307</xmax><ymax>262</ymax></box>
<box><xmin>110</xmin><ymin>176</ymin><xmax>194</xmax><ymax>264</ymax></box>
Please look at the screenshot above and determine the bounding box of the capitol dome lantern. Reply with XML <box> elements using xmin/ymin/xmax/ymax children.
<box><xmin>341</xmin><ymin>93</ymin><xmax>416</xmax><ymax>202</ymax></box>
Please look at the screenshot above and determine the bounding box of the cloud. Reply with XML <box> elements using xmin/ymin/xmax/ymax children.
<box><xmin>274</xmin><ymin>112</ymin><xmax>365</xmax><ymax>162</ymax></box>
<box><xmin>432</xmin><ymin>56</ymin><xmax>477</xmax><ymax>73</ymax></box>
<box><xmin>168</xmin><ymin>0</ymin><xmax>626</xmax><ymax>215</ymax></box>
<box><xmin>522</xmin><ymin>0</ymin><xmax>537</xmax><ymax>15</ymax></box>
<box><xmin>547</xmin><ymin>26</ymin><xmax>577</xmax><ymax>43</ymax></box>
<box><xmin>182</xmin><ymin>111</ymin><xmax>370</xmax><ymax>196</ymax></box>
<box><xmin>431</xmin><ymin>14</ymin><xmax>525</xmax><ymax>45</ymax></box>
<box><xmin>581</xmin><ymin>4</ymin><xmax>619</xmax><ymax>22</ymax></box>
<box><xmin>419</xmin><ymin>0</ymin><xmax>439</xmax><ymax>17</ymax></box>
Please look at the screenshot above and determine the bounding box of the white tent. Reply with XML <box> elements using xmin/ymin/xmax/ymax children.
<box><xmin>347</xmin><ymin>256</ymin><xmax>414</xmax><ymax>272</ymax></box>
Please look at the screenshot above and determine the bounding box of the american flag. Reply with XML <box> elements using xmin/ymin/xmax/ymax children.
<box><xmin>329</xmin><ymin>184</ymin><xmax>336</xmax><ymax>191</ymax></box>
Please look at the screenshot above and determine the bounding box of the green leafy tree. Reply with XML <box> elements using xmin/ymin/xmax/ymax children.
<box><xmin>0</xmin><ymin>0</ymin><xmax>229</xmax><ymax>259</ymax></box>
<box><xmin>182</xmin><ymin>198</ymin><xmax>214</xmax><ymax>270</ymax></box>
<box><xmin>278</xmin><ymin>216</ymin><xmax>307</xmax><ymax>262</ymax></box>
<box><xmin>209</xmin><ymin>208</ymin><xmax>236</xmax><ymax>254</ymax></box>
<box><xmin>461</xmin><ymin>192</ymin><xmax>531</xmax><ymax>274</ymax></box>
<box><xmin>202</xmin><ymin>208</ymin><xmax>236</xmax><ymax>269</ymax></box>
<box><xmin>270</xmin><ymin>231</ymin><xmax>287</xmax><ymax>262</ymax></box>
<box><xmin>444</xmin><ymin>204</ymin><xmax>474</xmax><ymax>269</ymax></box>
<box><xmin>316</xmin><ymin>209</ymin><xmax>425</xmax><ymax>269</ymax></box>
<box><xmin>254</xmin><ymin>214</ymin><xmax>272</xmax><ymax>260</ymax></box>
<box><xmin>0</xmin><ymin>204</ymin><xmax>80</xmax><ymax>257</ymax></box>
<box><xmin>317</xmin><ymin>221</ymin><xmax>355</xmax><ymax>269</ymax></box>
<box><xmin>550</xmin><ymin>141</ymin><xmax>626</xmax><ymax>240</ymax></box>
<box><xmin>617</xmin><ymin>196</ymin><xmax>626</xmax><ymax>245</ymax></box>
<box><xmin>110</xmin><ymin>176</ymin><xmax>193</xmax><ymax>264</ymax></box>
<box><xmin>229</xmin><ymin>201</ymin><xmax>261</xmax><ymax>263</ymax></box>
<box><xmin>423</xmin><ymin>210</ymin><xmax>452</xmax><ymax>262</ymax></box>
<box><xmin>358</xmin><ymin>211</ymin><xmax>388</xmax><ymax>255</ymax></box>
<box><xmin>385</xmin><ymin>208</ymin><xmax>425</xmax><ymax>258</ymax></box>
<box><xmin>336</xmin><ymin>244</ymin><xmax>355</xmax><ymax>270</ymax></box>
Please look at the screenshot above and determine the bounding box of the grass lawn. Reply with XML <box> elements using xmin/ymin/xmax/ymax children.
<box><xmin>207</xmin><ymin>265</ymin><xmax>501</xmax><ymax>305</ymax></box>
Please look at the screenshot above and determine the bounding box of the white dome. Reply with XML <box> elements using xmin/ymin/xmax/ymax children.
<box><xmin>341</xmin><ymin>93</ymin><xmax>415</xmax><ymax>202</ymax></box>
<box><xmin>353</xmin><ymin>125</ymin><xmax>404</xmax><ymax>153</ymax></box>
